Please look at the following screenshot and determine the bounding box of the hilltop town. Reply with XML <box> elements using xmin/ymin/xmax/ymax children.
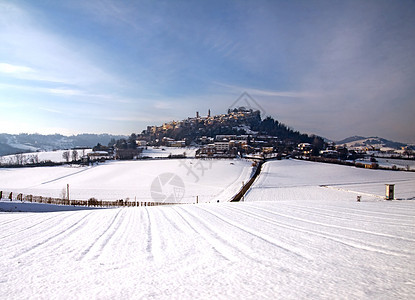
<box><xmin>127</xmin><ymin>107</ymin><xmax>324</xmax><ymax>159</ymax></box>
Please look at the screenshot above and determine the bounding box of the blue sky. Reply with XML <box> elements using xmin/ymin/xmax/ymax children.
<box><xmin>0</xmin><ymin>0</ymin><xmax>414</xmax><ymax>142</ymax></box>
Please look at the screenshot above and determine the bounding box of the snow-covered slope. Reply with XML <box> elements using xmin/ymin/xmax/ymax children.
<box><xmin>1</xmin><ymin>199</ymin><xmax>414</xmax><ymax>299</ymax></box>
<box><xmin>245</xmin><ymin>159</ymin><xmax>415</xmax><ymax>202</ymax></box>
<box><xmin>0</xmin><ymin>133</ymin><xmax>126</xmax><ymax>156</ymax></box>
<box><xmin>0</xmin><ymin>149</ymin><xmax>92</xmax><ymax>164</ymax></box>
<box><xmin>142</xmin><ymin>146</ymin><xmax>197</xmax><ymax>158</ymax></box>
<box><xmin>0</xmin><ymin>159</ymin><xmax>252</xmax><ymax>203</ymax></box>
<box><xmin>1</xmin><ymin>159</ymin><xmax>414</xmax><ymax>299</ymax></box>
<box><xmin>336</xmin><ymin>136</ymin><xmax>408</xmax><ymax>150</ymax></box>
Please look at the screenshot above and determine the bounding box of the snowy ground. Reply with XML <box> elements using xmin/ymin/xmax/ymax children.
<box><xmin>142</xmin><ymin>147</ymin><xmax>197</xmax><ymax>158</ymax></box>
<box><xmin>0</xmin><ymin>149</ymin><xmax>92</xmax><ymax>164</ymax></box>
<box><xmin>0</xmin><ymin>159</ymin><xmax>252</xmax><ymax>203</ymax></box>
<box><xmin>0</xmin><ymin>146</ymin><xmax>196</xmax><ymax>164</ymax></box>
<box><xmin>1</xmin><ymin>159</ymin><xmax>414</xmax><ymax>299</ymax></box>
<box><xmin>356</xmin><ymin>157</ymin><xmax>415</xmax><ymax>170</ymax></box>
<box><xmin>245</xmin><ymin>159</ymin><xmax>415</xmax><ymax>202</ymax></box>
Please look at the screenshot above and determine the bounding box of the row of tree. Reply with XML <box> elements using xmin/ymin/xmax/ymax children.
<box><xmin>61</xmin><ymin>150</ymin><xmax>82</xmax><ymax>162</ymax></box>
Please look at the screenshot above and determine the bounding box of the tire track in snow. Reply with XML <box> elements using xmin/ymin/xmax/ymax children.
<box><xmin>175</xmin><ymin>206</ymin><xmax>241</xmax><ymax>262</ymax></box>
<box><xmin>90</xmin><ymin>209</ymin><xmax>128</xmax><ymax>260</ymax></box>
<box><xmin>144</xmin><ymin>207</ymin><xmax>163</xmax><ymax>264</ymax></box>
<box><xmin>320</xmin><ymin>185</ymin><xmax>384</xmax><ymax>199</ymax></box>
<box><xmin>224</xmin><ymin>204</ymin><xmax>413</xmax><ymax>257</ymax></box>
<box><xmin>169</xmin><ymin>206</ymin><xmax>200</xmax><ymax>234</ymax></box>
<box><xmin>263</xmin><ymin>203</ymin><xmax>415</xmax><ymax>228</ymax></box>
<box><xmin>0</xmin><ymin>211</ymin><xmax>77</xmax><ymax>240</ymax></box>
<box><xmin>242</xmin><ymin>203</ymin><xmax>415</xmax><ymax>243</ymax></box>
<box><xmin>0</xmin><ymin>213</ymin><xmax>34</xmax><ymax>227</ymax></box>
<box><xmin>76</xmin><ymin>209</ymin><xmax>123</xmax><ymax>261</ymax></box>
<box><xmin>311</xmin><ymin>203</ymin><xmax>415</xmax><ymax>219</ymax></box>
<box><xmin>11</xmin><ymin>211</ymin><xmax>95</xmax><ymax>258</ymax></box>
<box><xmin>158</xmin><ymin>207</ymin><xmax>184</xmax><ymax>234</ymax></box>
<box><xmin>35</xmin><ymin>166</ymin><xmax>93</xmax><ymax>186</ymax></box>
<box><xmin>196</xmin><ymin>205</ymin><xmax>313</xmax><ymax>261</ymax></box>
<box><xmin>89</xmin><ymin>208</ymin><xmax>138</xmax><ymax>261</ymax></box>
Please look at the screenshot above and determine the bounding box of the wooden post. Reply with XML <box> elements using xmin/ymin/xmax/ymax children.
<box><xmin>67</xmin><ymin>184</ymin><xmax>70</xmax><ymax>202</ymax></box>
<box><xmin>385</xmin><ymin>184</ymin><xmax>395</xmax><ymax>200</ymax></box>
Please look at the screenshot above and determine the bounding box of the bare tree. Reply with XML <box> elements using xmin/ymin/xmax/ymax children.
<box><xmin>15</xmin><ymin>153</ymin><xmax>26</xmax><ymax>165</ymax></box>
<box><xmin>62</xmin><ymin>151</ymin><xmax>70</xmax><ymax>163</ymax></box>
<box><xmin>72</xmin><ymin>150</ymin><xmax>79</xmax><ymax>162</ymax></box>
<box><xmin>29</xmin><ymin>154</ymin><xmax>39</xmax><ymax>164</ymax></box>
<box><xmin>60</xmin><ymin>187</ymin><xmax>67</xmax><ymax>200</ymax></box>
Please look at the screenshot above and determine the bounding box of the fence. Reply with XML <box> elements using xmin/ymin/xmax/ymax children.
<box><xmin>0</xmin><ymin>190</ymin><xmax>179</xmax><ymax>208</ymax></box>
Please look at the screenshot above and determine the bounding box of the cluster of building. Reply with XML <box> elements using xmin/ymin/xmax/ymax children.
<box><xmin>195</xmin><ymin>134</ymin><xmax>285</xmax><ymax>158</ymax></box>
<box><xmin>142</xmin><ymin>108</ymin><xmax>261</xmax><ymax>143</ymax></box>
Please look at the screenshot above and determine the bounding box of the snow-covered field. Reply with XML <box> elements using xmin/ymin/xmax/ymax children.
<box><xmin>356</xmin><ymin>157</ymin><xmax>415</xmax><ymax>170</ymax></box>
<box><xmin>0</xmin><ymin>159</ymin><xmax>252</xmax><ymax>203</ymax></box>
<box><xmin>1</xmin><ymin>159</ymin><xmax>414</xmax><ymax>299</ymax></box>
<box><xmin>246</xmin><ymin>159</ymin><xmax>415</xmax><ymax>202</ymax></box>
<box><xmin>0</xmin><ymin>146</ymin><xmax>196</xmax><ymax>164</ymax></box>
<box><xmin>142</xmin><ymin>147</ymin><xmax>197</xmax><ymax>158</ymax></box>
<box><xmin>0</xmin><ymin>149</ymin><xmax>92</xmax><ymax>164</ymax></box>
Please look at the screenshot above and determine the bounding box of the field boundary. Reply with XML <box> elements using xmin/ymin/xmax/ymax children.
<box><xmin>0</xmin><ymin>190</ymin><xmax>178</xmax><ymax>207</ymax></box>
<box><xmin>230</xmin><ymin>160</ymin><xmax>264</xmax><ymax>202</ymax></box>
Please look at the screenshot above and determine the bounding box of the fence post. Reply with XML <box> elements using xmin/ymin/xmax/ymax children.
<box><xmin>67</xmin><ymin>184</ymin><xmax>70</xmax><ymax>204</ymax></box>
<box><xmin>385</xmin><ymin>184</ymin><xmax>395</xmax><ymax>200</ymax></box>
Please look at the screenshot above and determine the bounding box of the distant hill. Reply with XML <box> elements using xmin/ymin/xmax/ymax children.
<box><xmin>0</xmin><ymin>133</ymin><xmax>127</xmax><ymax>156</ymax></box>
<box><xmin>336</xmin><ymin>136</ymin><xmax>409</xmax><ymax>150</ymax></box>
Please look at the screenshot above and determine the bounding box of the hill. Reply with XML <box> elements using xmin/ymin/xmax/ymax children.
<box><xmin>0</xmin><ymin>133</ymin><xmax>126</xmax><ymax>156</ymax></box>
<box><xmin>336</xmin><ymin>136</ymin><xmax>409</xmax><ymax>150</ymax></box>
<box><xmin>140</xmin><ymin>108</ymin><xmax>325</xmax><ymax>150</ymax></box>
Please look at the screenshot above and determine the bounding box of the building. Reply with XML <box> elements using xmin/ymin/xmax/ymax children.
<box><xmin>214</xmin><ymin>141</ymin><xmax>230</xmax><ymax>152</ymax></box>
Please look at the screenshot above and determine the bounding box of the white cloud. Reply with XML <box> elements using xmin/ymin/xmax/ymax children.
<box><xmin>0</xmin><ymin>3</ymin><xmax>118</xmax><ymax>88</ymax></box>
<box><xmin>0</xmin><ymin>63</ymin><xmax>34</xmax><ymax>74</ymax></box>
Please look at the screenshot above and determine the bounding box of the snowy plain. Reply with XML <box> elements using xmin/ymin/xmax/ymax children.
<box><xmin>0</xmin><ymin>149</ymin><xmax>92</xmax><ymax>164</ymax></box>
<box><xmin>0</xmin><ymin>159</ymin><xmax>253</xmax><ymax>203</ymax></box>
<box><xmin>141</xmin><ymin>147</ymin><xmax>197</xmax><ymax>158</ymax></box>
<box><xmin>1</xmin><ymin>159</ymin><xmax>414</xmax><ymax>299</ymax></box>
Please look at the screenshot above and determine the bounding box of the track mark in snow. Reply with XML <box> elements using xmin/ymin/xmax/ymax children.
<box><xmin>0</xmin><ymin>214</ymin><xmax>34</xmax><ymax>227</ymax></box>
<box><xmin>77</xmin><ymin>209</ymin><xmax>123</xmax><ymax>261</ymax></box>
<box><xmin>196</xmin><ymin>206</ymin><xmax>313</xmax><ymax>261</ymax></box>
<box><xmin>226</xmin><ymin>205</ymin><xmax>412</xmax><ymax>257</ymax></box>
<box><xmin>11</xmin><ymin>211</ymin><xmax>94</xmax><ymax>258</ymax></box>
<box><xmin>243</xmin><ymin>204</ymin><xmax>415</xmax><ymax>243</ymax></box>
<box><xmin>268</xmin><ymin>203</ymin><xmax>415</xmax><ymax>228</ymax></box>
<box><xmin>145</xmin><ymin>208</ymin><xmax>163</xmax><ymax>264</ymax></box>
<box><xmin>0</xmin><ymin>211</ymin><xmax>76</xmax><ymax>240</ymax></box>
<box><xmin>175</xmin><ymin>206</ymin><xmax>240</xmax><ymax>262</ymax></box>
<box><xmin>36</xmin><ymin>166</ymin><xmax>93</xmax><ymax>186</ymax></box>
<box><xmin>320</xmin><ymin>185</ymin><xmax>384</xmax><ymax>199</ymax></box>
<box><xmin>170</xmin><ymin>207</ymin><xmax>200</xmax><ymax>234</ymax></box>
<box><xmin>158</xmin><ymin>208</ymin><xmax>183</xmax><ymax>234</ymax></box>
